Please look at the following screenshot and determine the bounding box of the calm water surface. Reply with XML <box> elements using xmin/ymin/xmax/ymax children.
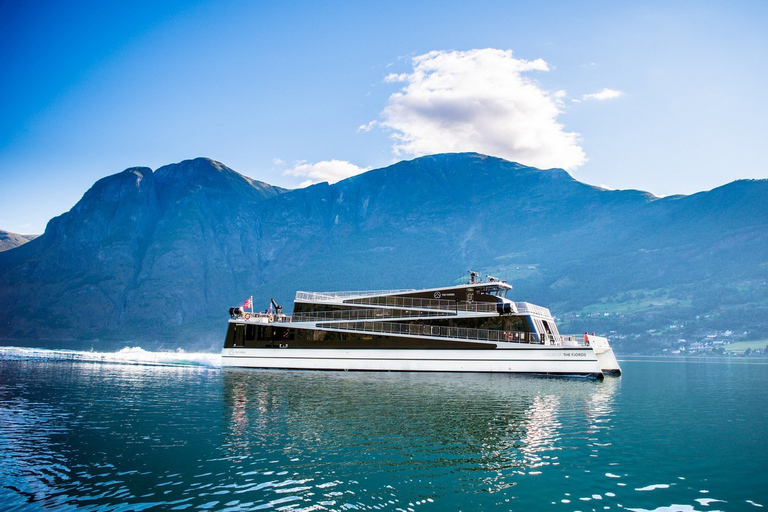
<box><xmin>1</xmin><ymin>349</ymin><xmax>766</xmax><ymax>511</ymax></box>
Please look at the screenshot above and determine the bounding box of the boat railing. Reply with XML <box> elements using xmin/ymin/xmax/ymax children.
<box><xmin>297</xmin><ymin>292</ymin><xmax>503</xmax><ymax>314</ymax></box>
<box><xmin>319</xmin><ymin>321</ymin><xmax>590</xmax><ymax>346</ymax></box>
<box><xmin>292</xmin><ymin>308</ymin><xmax>451</xmax><ymax>323</ymax></box>
<box><xmin>296</xmin><ymin>295</ymin><xmax>557</xmax><ymax>317</ymax></box>
<box><xmin>231</xmin><ymin>314</ymin><xmax>596</xmax><ymax>347</ymax></box>
<box><xmin>558</xmin><ymin>334</ymin><xmax>608</xmax><ymax>348</ymax></box>
<box><xmin>322</xmin><ymin>320</ymin><xmax>539</xmax><ymax>343</ymax></box>
<box><xmin>296</xmin><ymin>290</ymin><xmax>416</xmax><ymax>301</ymax></box>
<box><xmin>560</xmin><ymin>334</ymin><xmax>609</xmax><ymax>348</ymax></box>
<box><xmin>342</xmin><ymin>295</ymin><xmax>501</xmax><ymax>314</ymax></box>
<box><xmin>232</xmin><ymin>312</ymin><xmax>291</xmax><ymax>323</ymax></box>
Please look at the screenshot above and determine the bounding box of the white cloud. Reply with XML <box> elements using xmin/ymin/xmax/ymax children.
<box><xmin>357</xmin><ymin>120</ymin><xmax>378</xmax><ymax>133</ymax></box>
<box><xmin>284</xmin><ymin>159</ymin><xmax>369</xmax><ymax>186</ymax></box>
<box><xmin>384</xmin><ymin>73</ymin><xmax>408</xmax><ymax>83</ymax></box>
<box><xmin>376</xmin><ymin>48</ymin><xmax>586</xmax><ymax>171</ymax></box>
<box><xmin>583</xmin><ymin>88</ymin><xmax>624</xmax><ymax>101</ymax></box>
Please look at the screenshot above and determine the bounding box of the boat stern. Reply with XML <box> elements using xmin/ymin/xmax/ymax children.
<box><xmin>588</xmin><ymin>335</ymin><xmax>622</xmax><ymax>376</ymax></box>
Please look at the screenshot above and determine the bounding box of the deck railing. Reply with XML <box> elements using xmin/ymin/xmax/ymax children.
<box><xmin>321</xmin><ymin>320</ymin><xmax>537</xmax><ymax>343</ymax></box>
<box><xmin>317</xmin><ymin>320</ymin><xmax>590</xmax><ymax>346</ymax></box>
<box><xmin>296</xmin><ymin>293</ymin><xmax>555</xmax><ymax>318</ymax></box>
<box><xmin>292</xmin><ymin>308</ymin><xmax>451</xmax><ymax>323</ymax></box>
<box><xmin>232</xmin><ymin>314</ymin><xmax>596</xmax><ymax>347</ymax></box>
<box><xmin>296</xmin><ymin>290</ymin><xmax>415</xmax><ymax>301</ymax></box>
<box><xmin>296</xmin><ymin>291</ymin><xmax>499</xmax><ymax>313</ymax></box>
<box><xmin>344</xmin><ymin>295</ymin><xmax>501</xmax><ymax>314</ymax></box>
<box><xmin>560</xmin><ymin>334</ymin><xmax>609</xmax><ymax>349</ymax></box>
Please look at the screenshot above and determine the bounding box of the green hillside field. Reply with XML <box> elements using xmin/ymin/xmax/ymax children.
<box><xmin>722</xmin><ymin>340</ymin><xmax>768</xmax><ymax>354</ymax></box>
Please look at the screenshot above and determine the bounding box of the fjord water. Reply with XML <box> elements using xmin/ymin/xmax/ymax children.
<box><xmin>1</xmin><ymin>351</ymin><xmax>766</xmax><ymax>511</ymax></box>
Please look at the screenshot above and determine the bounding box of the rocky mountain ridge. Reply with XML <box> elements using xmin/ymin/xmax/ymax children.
<box><xmin>1</xmin><ymin>153</ymin><xmax>766</xmax><ymax>352</ymax></box>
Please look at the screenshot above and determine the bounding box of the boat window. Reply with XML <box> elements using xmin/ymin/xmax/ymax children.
<box><xmin>484</xmin><ymin>286</ymin><xmax>509</xmax><ymax>298</ymax></box>
<box><xmin>233</xmin><ymin>324</ymin><xmax>245</xmax><ymax>347</ymax></box>
<box><xmin>245</xmin><ymin>324</ymin><xmax>256</xmax><ymax>341</ymax></box>
<box><xmin>502</xmin><ymin>316</ymin><xmax>525</xmax><ymax>332</ymax></box>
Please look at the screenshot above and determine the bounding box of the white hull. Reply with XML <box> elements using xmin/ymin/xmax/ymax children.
<box><xmin>221</xmin><ymin>346</ymin><xmax>605</xmax><ymax>377</ymax></box>
<box><xmin>595</xmin><ymin>347</ymin><xmax>621</xmax><ymax>375</ymax></box>
<box><xmin>585</xmin><ymin>335</ymin><xmax>622</xmax><ymax>375</ymax></box>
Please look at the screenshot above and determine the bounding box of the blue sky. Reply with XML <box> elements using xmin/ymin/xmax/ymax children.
<box><xmin>1</xmin><ymin>0</ymin><xmax>767</xmax><ymax>234</ymax></box>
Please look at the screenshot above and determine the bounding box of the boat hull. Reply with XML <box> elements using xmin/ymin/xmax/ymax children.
<box><xmin>595</xmin><ymin>348</ymin><xmax>622</xmax><ymax>376</ymax></box>
<box><xmin>221</xmin><ymin>346</ymin><xmax>605</xmax><ymax>378</ymax></box>
<box><xmin>586</xmin><ymin>336</ymin><xmax>622</xmax><ymax>376</ymax></box>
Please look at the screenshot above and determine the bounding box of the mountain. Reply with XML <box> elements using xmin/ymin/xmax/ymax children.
<box><xmin>0</xmin><ymin>158</ymin><xmax>285</xmax><ymax>348</ymax></box>
<box><xmin>0</xmin><ymin>230</ymin><xmax>38</xmax><ymax>252</ymax></box>
<box><xmin>1</xmin><ymin>153</ymin><xmax>766</xmax><ymax>352</ymax></box>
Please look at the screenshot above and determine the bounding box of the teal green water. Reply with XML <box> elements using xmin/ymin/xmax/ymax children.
<box><xmin>1</xmin><ymin>350</ymin><xmax>766</xmax><ymax>511</ymax></box>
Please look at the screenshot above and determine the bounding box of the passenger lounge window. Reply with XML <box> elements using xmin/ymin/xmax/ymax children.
<box><xmin>234</xmin><ymin>324</ymin><xmax>244</xmax><ymax>346</ymax></box>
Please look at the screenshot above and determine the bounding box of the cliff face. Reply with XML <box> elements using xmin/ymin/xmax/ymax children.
<box><xmin>0</xmin><ymin>153</ymin><xmax>766</xmax><ymax>350</ymax></box>
<box><xmin>0</xmin><ymin>158</ymin><xmax>285</xmax><ymax>345</ymax></box>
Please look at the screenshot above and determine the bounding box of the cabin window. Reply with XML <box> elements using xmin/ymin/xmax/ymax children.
<box><xmin>233</xmin><ymin>324</ymin><xmax>245</xmax><ymax>346</ymax></box>
<box><xmin>245</xmin><ymin>324</ymin><xmax>256</xmax><ymax>341</ymax></box>
<box><xmin>502</xmin><ymin>316</ymin><xmax>525</xmax><ymax>332</ymax></box>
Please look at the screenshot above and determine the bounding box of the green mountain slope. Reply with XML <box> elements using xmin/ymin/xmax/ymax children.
<box><xmin>0</xmin><ymin>230</ymin><xmax>38</xmax><ymax>252</ymax></box>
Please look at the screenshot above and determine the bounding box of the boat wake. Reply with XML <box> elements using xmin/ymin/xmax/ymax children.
<box><xmin>0</xmin><ymin>346</ymin><xmax>222</xmax><ymax>368</ymax></box>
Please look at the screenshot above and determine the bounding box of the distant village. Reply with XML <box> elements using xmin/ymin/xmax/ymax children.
<box><xmin>614</xmin><ymin>329</ymin><xmax>767</xmax><ymax>357</ymax></box>
<box><xmin>559</xmin><ymin>312</ymin><xmax>768</xmax><ymax>357</ymax></box>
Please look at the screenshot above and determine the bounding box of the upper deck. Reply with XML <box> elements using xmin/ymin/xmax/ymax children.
<box><xmin>291</xmin><ymin>276</ymin><xmax>560</xmax><ymax>319</ymax></box>
<box><xmin>296</xmin><ymin>275</ymin><xmax>513</xmax><ymax>304</ymax></box>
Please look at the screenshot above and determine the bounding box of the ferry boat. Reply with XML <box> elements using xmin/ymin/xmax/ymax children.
<box><xmin>221</xmin><ymin>272</ymin><xmax>621</xmax><ymax>379</ymax></box>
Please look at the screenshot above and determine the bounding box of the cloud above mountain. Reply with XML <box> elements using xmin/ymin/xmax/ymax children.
<box><xmin>583</xmin><ymin>88</ymin><xmax>624</xmax><ymax>101</ymax></box>
<box><xmin>283</xmin><ymin>159</ymin><xmax>369</xmax><ymax>187</ymax></box>
<box><xmin>375</xmin><ymin>49</ymin><xmax>587</xmax><ymax>171</ymax></box>
<box><xmin>289</xmin><ymin>48</ymin><xmax>618</xmax><ymax>187</ymax></box>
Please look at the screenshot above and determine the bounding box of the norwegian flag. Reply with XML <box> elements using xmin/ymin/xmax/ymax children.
<box><xmin>242</xmin><ymin>297</ymin><xmax>252</xmax><ymax>309</ymax></box>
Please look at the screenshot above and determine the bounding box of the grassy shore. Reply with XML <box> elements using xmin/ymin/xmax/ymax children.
<box><xmin>722</xmin><ymin>340</ymin><xmax>768</xmax><ymax>354</ymax></box>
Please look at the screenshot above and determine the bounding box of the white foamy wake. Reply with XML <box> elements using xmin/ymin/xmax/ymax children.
<box><xmin>0</xmin><ymin>346</ymin><xmax>222</xmax><ymax>368</ymax></box>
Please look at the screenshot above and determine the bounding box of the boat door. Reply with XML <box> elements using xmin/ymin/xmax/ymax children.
<box><xmin>526</xmin><ymin>316</ymin><xmax>549</xmax><ymax>344</ymax></box>
<box><xmin>233</xmin><ymin>323</ymin><xmax>245</xmax><ymax>347</ymax></box>
<box><xmin>541</xmin><ymin>320</ymin><xmax>554</xmax><ymax>344</ymax></box>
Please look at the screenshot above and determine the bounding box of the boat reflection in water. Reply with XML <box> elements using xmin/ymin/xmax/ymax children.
<box><xmin>222</xmin><ymin>368</ymin><xmax>619</xmax><ymax>508</ymax></box>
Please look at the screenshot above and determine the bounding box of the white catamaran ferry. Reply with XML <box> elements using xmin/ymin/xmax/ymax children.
<box><xmin>222</xmin><ymin>272</ymin><xmax>621</xmax><ymax>379</ymax></box>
